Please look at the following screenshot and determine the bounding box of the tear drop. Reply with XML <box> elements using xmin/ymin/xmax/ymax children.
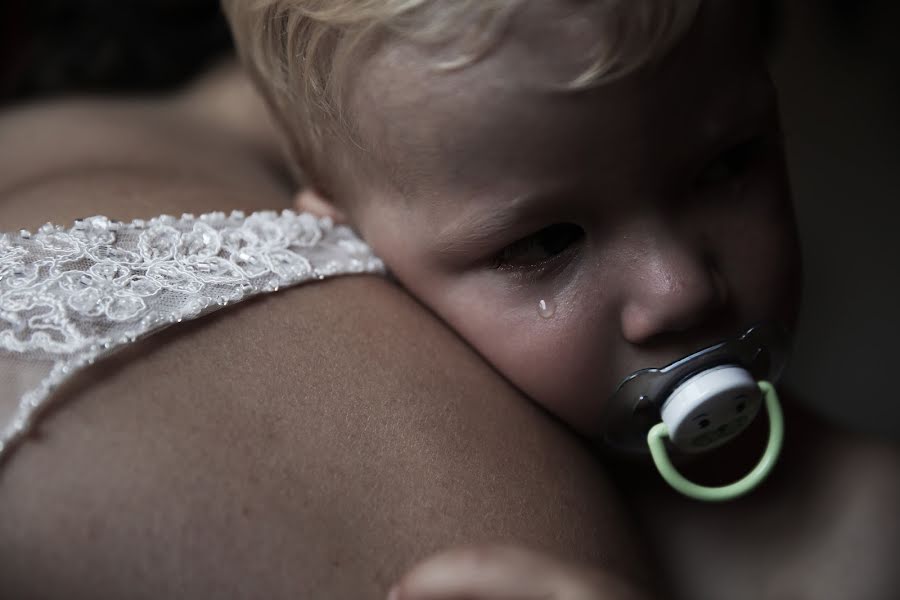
<box><xmin>538</xmin><ymin>299</ymin><xmax>556</xmax><ymax>319</ymax></box>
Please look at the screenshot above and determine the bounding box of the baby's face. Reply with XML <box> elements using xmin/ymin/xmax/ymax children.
<box><xmin>345</xmin><ymin>1</ymin><xmax>801</xmax><ymax>440</ymax></box>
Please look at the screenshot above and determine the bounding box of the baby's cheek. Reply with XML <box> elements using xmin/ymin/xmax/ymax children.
<box><xmin>720</xmin><ymin>195</ymin><xmax>801</xmax><ymax>327</ymax></box>
<box><xmin>415</xmin><ymin>268</ymin><xmax>619</xmax><ymax>438</ymax></box>
<box><xmin>462</xmin><ymin>307</ymin><xmax>614</xmax><ymax>437</ymax></box>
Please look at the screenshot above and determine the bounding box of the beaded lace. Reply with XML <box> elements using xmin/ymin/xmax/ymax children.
<box><xmin>0</xmin><ymin>210</ymin><xmax>384</xmax><ymax>462</ymax></box>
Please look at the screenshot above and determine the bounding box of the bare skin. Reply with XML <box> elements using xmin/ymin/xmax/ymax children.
<box><xmin>0</xmin><ymin>72</ymin><xmax>645</xmax><ymax>598</ymax></box>
<box><xmin>2</xmin><ymin>64</ymin><xmax>899</xmax><ymax>600</ymax></box>
<box><xmin>291</xmin><ymin>1</ymin><xmax>900</xmax><ymax>597</ymax></box>
<box><xmin>619</xmin><ymin>402</ymin><xmax>900</xmax><ymax>600</ymax></box>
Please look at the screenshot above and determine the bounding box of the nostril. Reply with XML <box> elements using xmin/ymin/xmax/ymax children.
<box><xmin>698</xmin><ymin>418</ymin><xmax>711</xmax><ymax>429</ymax></box>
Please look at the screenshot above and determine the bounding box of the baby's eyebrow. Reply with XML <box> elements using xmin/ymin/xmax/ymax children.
<box><xmin>433</xmin><ymin>206</ymin><xmax>521</xmax><ymax>258</ymax></box>
<box><xmin>432</xmin><ymin>193</ymin><xmax>550</xmax><ymax>258</ymax></box>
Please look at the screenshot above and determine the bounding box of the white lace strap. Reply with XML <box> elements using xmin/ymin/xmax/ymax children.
<box><xmin>0</xmin><ymin>210</ymin><xmax>384</xmax><ymax>462</ymax></box>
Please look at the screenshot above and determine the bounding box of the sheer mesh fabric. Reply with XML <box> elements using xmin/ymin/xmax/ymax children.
<box><xmin>0</xmin><ymin>210</ymin><xmax>384</xmax><ymax>463</ymax></box>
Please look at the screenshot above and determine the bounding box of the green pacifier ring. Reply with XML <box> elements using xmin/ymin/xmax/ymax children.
<box><xmin>647</xmin><ymin>381</ymin><xmax>783</xmax><ymax>502</ymax></box>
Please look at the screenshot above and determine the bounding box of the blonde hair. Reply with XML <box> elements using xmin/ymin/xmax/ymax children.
<box><xmin>222</xmin><ymin>0</ymin><xmax>701</xmax><ymax>190</ymax></box>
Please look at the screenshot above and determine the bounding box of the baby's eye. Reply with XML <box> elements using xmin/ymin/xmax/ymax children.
<box><xmin>696</xmin><ymin>136</ymin><xmax>767</xmax><ymax>187</ymax></box>
<box><xmin>493</xmin><ymin>223</ymin><xmax>584</xmax><ymax>270</ymax></box>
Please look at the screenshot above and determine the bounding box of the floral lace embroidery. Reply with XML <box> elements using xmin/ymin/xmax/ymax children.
<box><xmin>0</xmin><ymin>210</ymin><xmax>384</xmax><ymax>462</ymax></box>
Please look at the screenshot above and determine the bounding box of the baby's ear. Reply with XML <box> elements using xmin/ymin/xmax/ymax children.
<box><xmin>294</xmin><ymin>188</ymin><xmax>347</xmax><ymax>223</ymax></box>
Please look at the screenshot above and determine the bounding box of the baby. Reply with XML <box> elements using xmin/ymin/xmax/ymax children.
<box><xmin>223</xmin><ymin>1</ymin><xmax>898</xmax><ymax>598</ymax></box>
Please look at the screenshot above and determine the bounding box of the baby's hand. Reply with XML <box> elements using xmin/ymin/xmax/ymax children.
<box><xmin>388</xmin><ymin>544</ymin><xmax>649</xmax><ymax>600</ymax></box>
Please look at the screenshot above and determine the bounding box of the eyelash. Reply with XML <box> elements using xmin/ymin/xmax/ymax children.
<box><xmin>492</xmin><ymin>223</ymin><xmax>584</xmax><ymax>272</ymax></box>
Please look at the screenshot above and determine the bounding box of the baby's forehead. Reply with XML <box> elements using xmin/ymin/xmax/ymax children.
<box><xmin>360</xmin><ymin>1</ymin><xmax>675</xmax><ymax>103</ymax></box>
<box><xmin>351</xmin><ymin>1</ymin><xmax>767</xmax><ymax>193</ymax></box>
<box><xmin>353</xmin><ymin>2</ymin><xmax>756</xmax><ymax>124</ymax></box>
<box><xmin>350</xmin><ymin>6</ymin><xmax>638</xmax><ymax>178</ymax></box>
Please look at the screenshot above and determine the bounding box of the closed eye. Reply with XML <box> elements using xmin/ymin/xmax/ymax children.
<box><xmin>492</xmin><ymin>223</ymin><xmax>584</xmax><ymax>271</ymax></box>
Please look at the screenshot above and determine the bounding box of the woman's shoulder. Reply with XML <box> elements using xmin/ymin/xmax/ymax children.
<box><xmin>0</xmin><ymin>83</ymin><xmax>645</xmax><ymax>598</ymax></box>
<box><xmin>0</xmin><ymin>208</ymin><xmax>386</xmax><ymax>460</ymax></box>
<box><xmin>0</xmin><ymin>80</ymin><xmax>290</xmax><ymax>232</ymax></box>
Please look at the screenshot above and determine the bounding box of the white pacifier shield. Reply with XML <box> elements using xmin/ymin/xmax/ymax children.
<box><xmin>660</xmin><ymin>364</ymin><xmax>762</xmax><ymax>453</ymax></box>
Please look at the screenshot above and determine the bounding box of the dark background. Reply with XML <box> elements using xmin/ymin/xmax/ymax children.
<box><xmin>771</xmin><ymin>1</ymin><xmax>900</xmax><ymax>437</ymax></box>
<box><xmin>1</xmin><ymin>1</ymin><xmax>898</xmax><ymax>435</ymax></box>
<box><xmin>0</xmin><ymin>0</ymin><xmax>233</xmax><ymax>100</ymax></box>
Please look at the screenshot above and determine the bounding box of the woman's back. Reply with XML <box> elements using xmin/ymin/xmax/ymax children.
<box><xmin>0</xmin><ymin>69</ymin><xmax>643</xmax><ymax>598</ymax></box>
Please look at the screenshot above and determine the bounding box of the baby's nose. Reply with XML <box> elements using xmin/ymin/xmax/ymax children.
<box><xmin>619</xmin><ymin>235</ymin><xmax>728</xmax><ymax>345</ymax></box>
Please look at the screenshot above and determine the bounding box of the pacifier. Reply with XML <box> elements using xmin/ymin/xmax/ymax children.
<box><xmin>603</xmin><ymin>323</ymin><xmax>790</xmax><ymax>501</ymax></box>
